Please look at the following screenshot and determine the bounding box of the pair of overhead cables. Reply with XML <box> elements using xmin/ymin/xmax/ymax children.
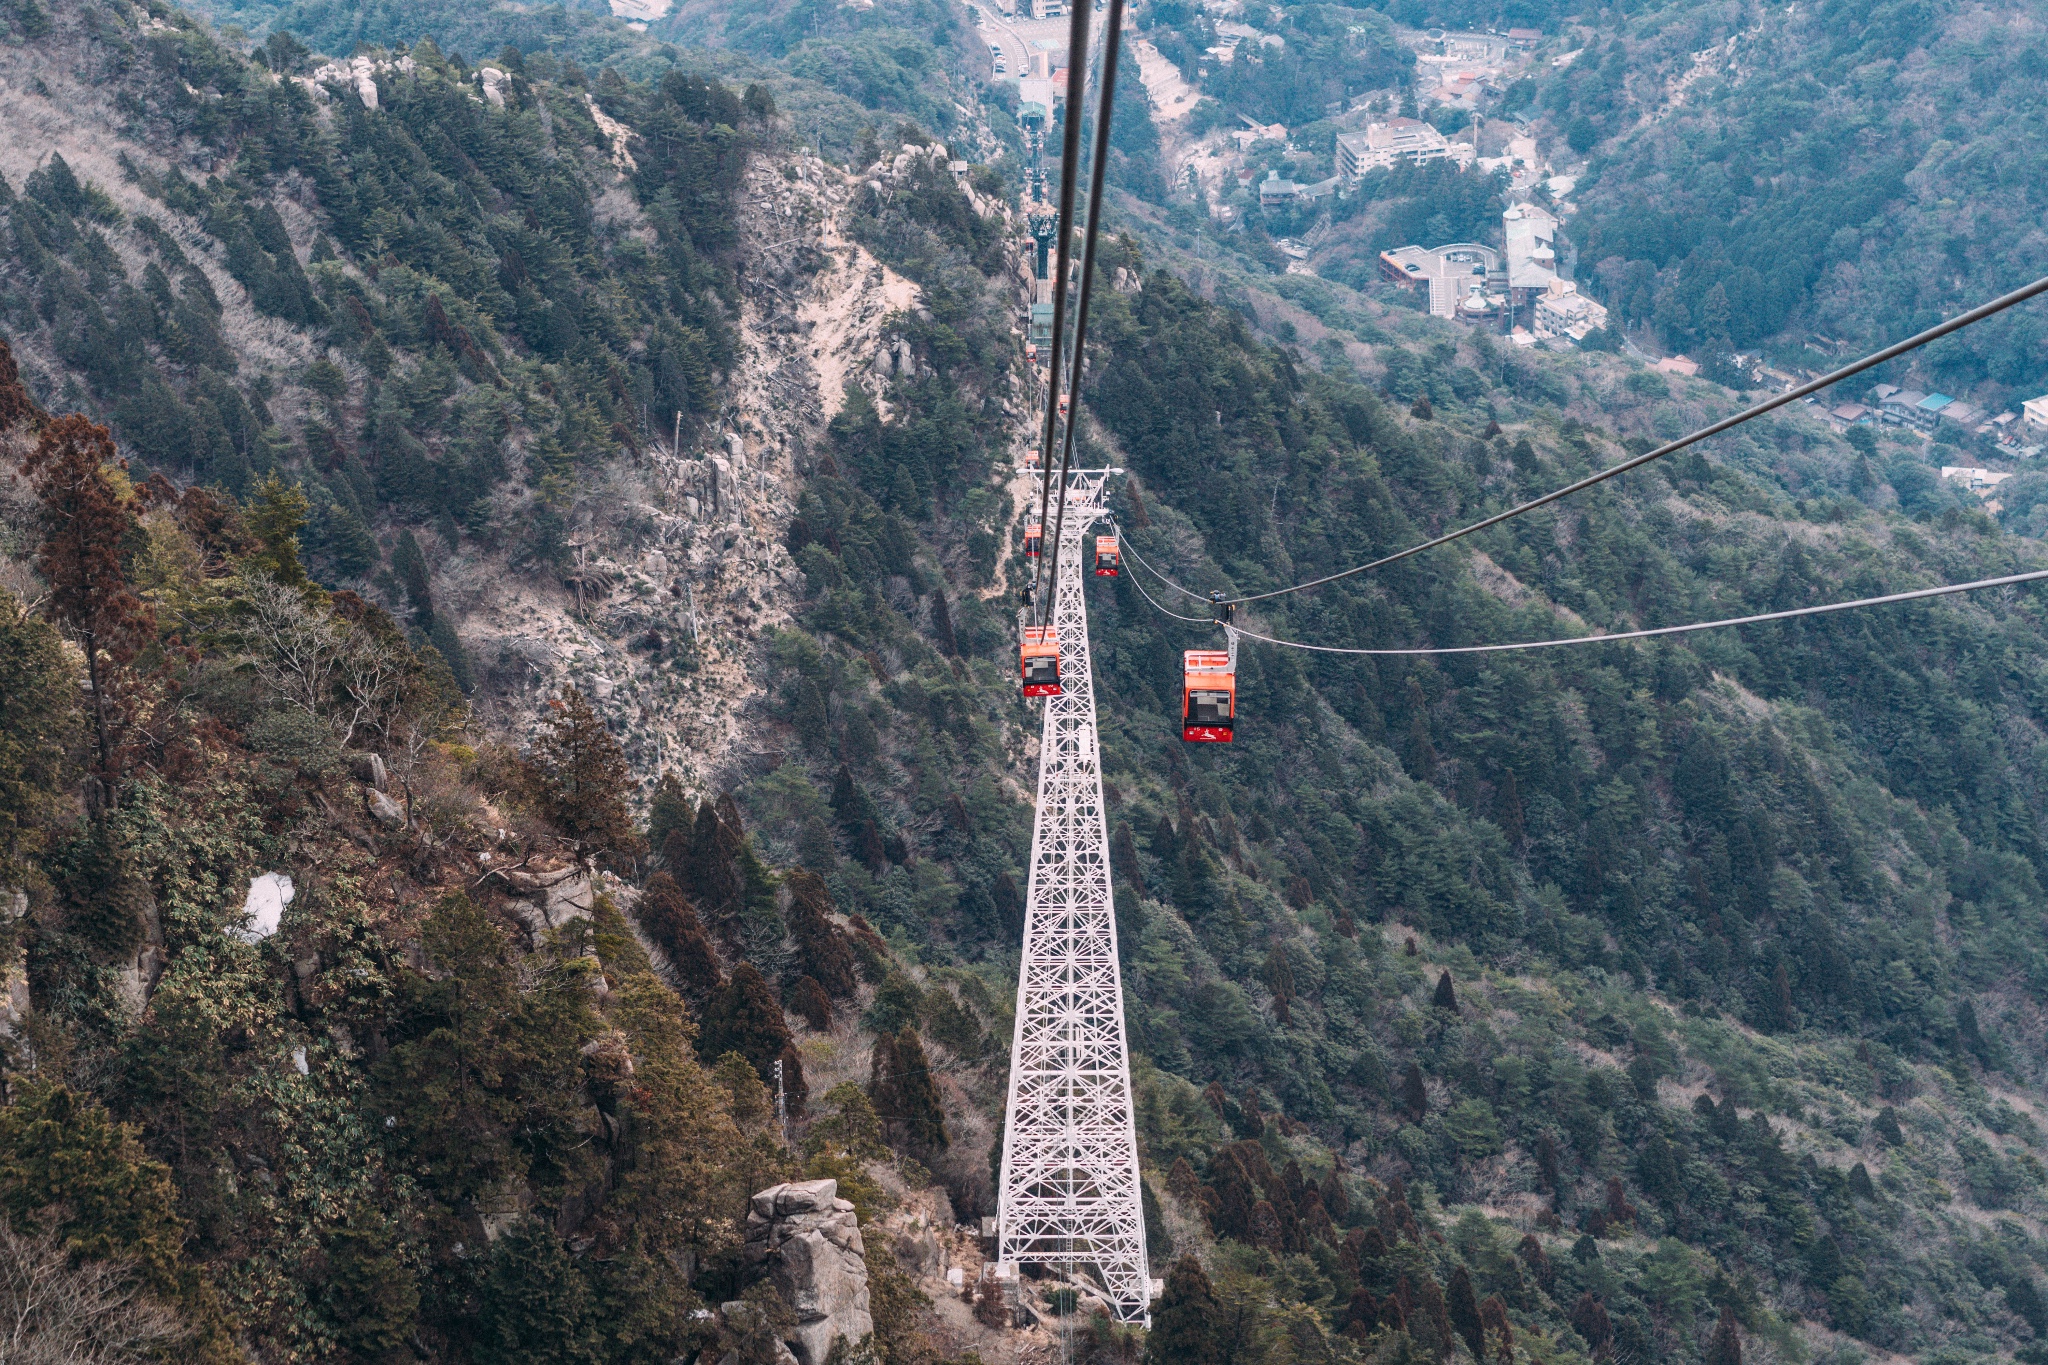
<box><xmin>1026</xmin><ymin>0</ymin><xmax>1131</xmax><ymax>624</ymax></box>
<box><xmin>1111</xmin><ymin>272</ymin><xmax>2048</xmax><ymax>655</ymax></box>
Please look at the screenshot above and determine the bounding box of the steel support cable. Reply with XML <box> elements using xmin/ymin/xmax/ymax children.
<box><xmin>1039</xmin><ymin>0</ymin><xmax>1130</xmax><ymax>627</ymax></box>
<box><xmin>1116</xmin><ymin>540</ymin><xmax>1215</xmax><ymax>624</ymax></box>
<box><xmin>1025</xmin><ymin>0</ymin><xmax>1097</xmax><ymax>613</ymax></box>
<box><xmin>1209</xmin><ymin>567</ymin><xmax>2048</xmax><ymax>656</ymax></box>
<box><xmin>1106</xmin><ymin>517</ymin><xmax>1215</xmax><ymax>603</ymax></box>
<box><xmin>1205</xmin><ymin>271</ymin><xmax>2048</xmax><ymax>608</ymax></box>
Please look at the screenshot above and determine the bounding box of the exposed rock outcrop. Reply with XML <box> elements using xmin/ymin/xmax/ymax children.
<box><xmin>742</xmin><ymin>1179</ymin><xmax>874</xmax><ymax>1365</ymax></box>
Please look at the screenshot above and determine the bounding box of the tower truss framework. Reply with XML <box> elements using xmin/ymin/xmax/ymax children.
<box><xmin>997</xmin><ymin>469</ymin><xmax>1150</xmax><ymax>1322</ymax></box>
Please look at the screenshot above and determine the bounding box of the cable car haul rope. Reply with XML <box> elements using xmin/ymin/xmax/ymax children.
<box><xmin>1068</xmin><ymin>272</ymin><xmax>2048</xmax><ymax>739</ymax></box>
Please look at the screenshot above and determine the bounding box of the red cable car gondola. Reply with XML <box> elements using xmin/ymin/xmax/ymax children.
<box><xmin>1182</xmin><ymin>650</ymin><xmax>1235</xmax><ymax>742</ymax></box>
<box><xmin>1093</xmin><ymin>534</ymin><xmax>1120</xmax><ymax>576</ymax></box>
<box><xmin>1020</xmin><ymin>625</ymin><xmax>1062</xmax><ymax>696</ymax></box>
<box><xmin>1023</xmin><ymin>522</ymin><xmax>1044</xmax><ymax>558</ymax></box>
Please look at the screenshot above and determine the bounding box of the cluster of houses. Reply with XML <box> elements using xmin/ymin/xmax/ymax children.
<box><xmin>1824</xmin><ymin>384</ymin><xmax>2048</xmax><ymax>453</ymax></box>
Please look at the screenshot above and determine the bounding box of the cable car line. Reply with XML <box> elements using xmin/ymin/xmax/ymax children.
<box><xmin>1197</xmin><ymin>271</ymin><xmax>2048</xmax><ymax>608</ymax></box>
<box><xmin>1208</xmin><ymin>566</ymin><xmax>2048</xmax><ymax>657</ymax></box>
<box><xmin>1107</xmin><ymin>517</ymin><xmax>1219</xmax><ymax>605</ymax></box>
<box><xmin>1036</xmin><ymin>0</ymin><xmax>1131</xmax><ymax>628</ymax></box>
<box><xmin>1115</xmin><ymin>540</ymin><xmax>1214</xmax><ymax>623</ymax></box>
<box><xmin>1024</xmin><ymin>0</ymin><xmax>1097</xmax><ymax>615</ymax></box>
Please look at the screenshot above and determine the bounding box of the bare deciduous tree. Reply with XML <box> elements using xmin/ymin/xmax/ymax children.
<box><xmin>0</xmin><ymin>1220</ymin><xmax>186</xmax><ymax>1365</ymax></box>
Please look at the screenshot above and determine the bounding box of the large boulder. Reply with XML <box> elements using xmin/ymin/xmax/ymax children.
<box><xmin>742</xmin><ymin>1179</ymin><xmax>874</xmax><ymax>1365</ymax></box>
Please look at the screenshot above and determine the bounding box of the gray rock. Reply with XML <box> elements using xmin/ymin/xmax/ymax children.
<box><xmin>368</xmin><ymin>788</ymin><xmax>406</xmax><ymax>828</ymax></box>
<box><xmin>742</xmin><ymin>1179</ymin><xmax>873</xmax><ymax>1365</ymax></box>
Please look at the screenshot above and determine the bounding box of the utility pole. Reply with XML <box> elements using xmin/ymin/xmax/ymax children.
<box><xmin>774</xmin><ymin>1057</ymin><xmax>789</xmax><ymax>1144</ymax></box>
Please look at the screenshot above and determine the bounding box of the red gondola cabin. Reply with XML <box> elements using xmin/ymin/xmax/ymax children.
<box><xmin>1023</xmin><ymin>522</ymin><xmax>1044</xmax><ymax>558</ymax></box>
<box><xmin>1093</xmin><ymin>535</ymin><xmax>1120</xmax><ymax>576</ymax></box>
<box><xmin>1182</xmin><ymin>650</ymin><xmax>1235</xmax><ymax>742</ymax></box>
<box><xmin>1020</xmin><ymin>626</ymin><xmax>1062</xmax><ymax>696</ymax></box>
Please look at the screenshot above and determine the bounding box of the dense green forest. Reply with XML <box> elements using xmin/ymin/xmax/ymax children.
<box><xmin>1548</xmin><ymin>0</ymin><xmax>2048</xmax><ymax>401</ymax></box>
<box><xmin>8</xmin><ymin>1</ymin><xmax>2048</xmax><ymax>1364</ymax></box>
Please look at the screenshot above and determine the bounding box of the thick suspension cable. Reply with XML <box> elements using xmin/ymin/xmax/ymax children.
<box><xmin>1038</xmin><ymin>0</ymin><xmax>1129</xmax><ymax>626</ymax></box>
<box><xmin>1108</xmin><ymin>517</ymin><xmax>1215</xmax><ymax>604</ymax></box>
<box><xmin>1209</xmin><ymin>271</ymin><xmax>2048</xmax><ymax>607</ymax></box>
<box><xmin>1026</xmin><ymin>0</ymin><xmax>1096</xmax><ymax>610</ymax></box>
<box><xmin>1213</xmin><ymin>567</ymin><xmax>2048</xmax><ymax>656</ymax></box>
<box><xmin>1116</xmin><ymin>536</ymin><xmax>1213</xmax><ymax>623</ymax></box>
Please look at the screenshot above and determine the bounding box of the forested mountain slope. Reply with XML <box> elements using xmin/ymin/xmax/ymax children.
<box><xmin>1536</xmin><ymin>0</ymin><xmax>2048</xmax><ymax>405</ymax></box>
<box><xmin>8</xmin><ymin>2</ymin><xmax>2048</xmax><ymax>1365</ymax></box>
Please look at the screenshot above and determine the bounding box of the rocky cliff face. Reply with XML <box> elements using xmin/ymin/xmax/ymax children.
<box><xmin>448</xmin><ymin>148</ymin><xmax>945</xmax><ymax>795</ymax></box>
<box><xmin>740</xmin><ymin>1178</ymin><xmax>875</xmax><ymax>1365</ymax></box>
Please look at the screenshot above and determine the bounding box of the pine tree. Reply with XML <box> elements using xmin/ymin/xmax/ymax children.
<box><xmin>1478</xmin><ymin>1297</ymin><xmax>1513</xmax><ymax>1365</ymax></box>
<box><xmin>527</xmin><ymin>686</ymin><xmax>637</xmax><ymax>858</ymax></box>
<box><xmin>1847</xmin><ymin>1162</ymin><xmax>1875</xmax><ymax>1199</ymax></box>
<box><xmin>1413</xmin><ymin>1276</ymin><xmax>1455</xmax><ymax>1362</ymax></box>
<box><xmin>699</xmin><ymin>962</ymin><xmax>793</xmax><ymax>1084</ymax></box>
<box><xmin>890</xmin><ymin>1026</ymin><xmax>949</xmax><ymax>1159</ymax></box>
<box><xmin>391</xmin><ymin>526</ymin><xmax>434</xmax><ymax>626</ymax></box>
<box><xmin>1704</xmin><ymin>1309</ymin><xmax>1742</xmax><ymax>1365</ymax></box>
<box><xmin>1400</xmin><ymin>1062</ymin><xmax>1429</xmax><ymax>1122</ymax></box>
<box><xmin>633</xmin><ymin>872</ymin><xmax>723</xmax><ymax>998</ymax></box>
<box><xmin>929</xmin><ymin>589</ymin><xmax>958</xmax><ymax>656</ymax></box>
<box><xmin>0</xmin><ymin>592</ymin><xmax>76</xmax><ymax>886</ymax></box>
<box><xmin>784</xmin><ymin>869</ymin><xmax>858</xmax><ymax>997</ymax></box>
<box><xmin>1446</xmin><ymin>1266</ymin><xmax>1483</xmax><ymax>1360</ymax></box>
<box><xmin>1568</xmin><ymin>1293</ymin><xmax>1613</xmax><ymax>1354</ymax></box>
<box><xmin>23</xmin><ymin>413</ymin><xmax>154</xmax><ymax>800</ymax></box>
<box><xmin>1111</xmin><ymin>821</ymin><xmax>1144</xmax><ymax>895</ymax></box>
<box><xmin>245</xmin><ymin>472</ymin><xmax>315</xmax><ymax>591</ymax></box>
<box><xmin>1320</xmin><ymin>1166</ymin><xmax>1350</xmax><ymax>1224</ymax></box>
<box><xmin>474</xmin><ymin>1222</ymin><xmax>603</xmax><ymax>1365</ymax></box>
<box><xmin>647</xmin><ymin>772</ymin><xmax>694</xmax><ymax>855</ymax></box>
<box><xmin>1872</xmin><ymin>1106</ymin><xmax>1905</xmax><ymax>1146</ymax></box>
<box><xmin>789</xmin><ymin>976</ymin><xmax>833</xmax><ymax>1031</ymax></box>
<box><xmin>1432</xmin><ymin>970</ymin><xmax>1458</xmax><ymax>1012</ymax></box>
<box><xmin>1145</xmin><ymin>1257</ymin><xmax>1225</xmax><ymax>1365</ymax></box>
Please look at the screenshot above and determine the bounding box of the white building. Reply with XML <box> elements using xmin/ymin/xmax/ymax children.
<box><xmin>1502</xmin><ymin>201</ymin><xmax>1560</xmax><ymax>297</ymax></box>
<box><xmin>1941</xmin><ymin>466</ymin><xmax>2013</xmax><ymax>494</ymax></box>
<box><xmin>2023</xmin><ymin>394</ymin><xmax>2048</xmax><ymax>429</ymax></box>
<box><xmin>1531</xmin><ymin>278</ymin><xmax>1609</xmax><ymax>341</ymax></box>
<box><xmin>1337</xmin><ymin>118</ymin><xmax>1455</xmax><ymax>176</ymax></box>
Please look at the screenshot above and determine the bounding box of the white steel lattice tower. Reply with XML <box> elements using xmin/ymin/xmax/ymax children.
<box><xmin>998</xmin><ymin>470</ymin><xmax>1150</xmax><ymax>1322</ymax></box>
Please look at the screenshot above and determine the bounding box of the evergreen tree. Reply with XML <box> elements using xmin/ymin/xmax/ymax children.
<box><xmin>320</xmin><ymin>1217</ymin><xmax>420</xmax><ymax>1363</ymax></box>
<box><xmin>474</xmin><ymin>1222</ymin><xmax>604</xmax><ymax>1365</ymax></box>
<box><xmin>1872</xmin><ymin>1107</ymin><xmax>1905</xmax><ymax>1146</ymax></box>
<box><xmin>700</xmin><ymin>962</ymin><xmax>797</xmax><ymax>1092</ymax></box>
<box><xmin>1704</xmin><ymin>1309</ymin><xmax>1742</xmax><ymax>1365</ymax></box>
<box><xmin>633</xmin><ymin>872</ymin><xmax>723</xmax><ymax>998</ymax></box>
<box><xmin>1111</xmin><ymin>821</ymin><xmax>1144</xmax><ymax>895</ymax></box>
<box><xmin>1145</xmin><ymin>1257</ymin><xmax>1225</xmax><ymax>1365</ymax></box>
<box><xmin>23</xmin><ymin>413</ymin><xmax>154</xmax><ymax>796</ymax></box>
<box><xmin>245</xmin><ymin>472</ymin><xmax>315</xmax><ymax>592</ymax></box>
<box><xmin>392</xmin><ymin>526</ymin><xmax>434</xmax><ymax>626</ymax></box>
<box><xmin>1447</xmin><ymin>1266</ymin><xmax>1483</xmax><ymax>1360</ymax></box>
<box><xmin>1568</xmin><ymin>1293</ymin><xmax>1613</xmax><ymax>1354</ymax></box>
<box><xmin>888</xmin><ymin>1026</ymin><xmax>948</xmax><ymax>1159</ymax></box>
<box><xmin>929</xmin><ymin>588</ymin><xmax>958</xmax><ymax>655</ymax></box>
<box><xmin>1400</xmin><ymin>1062</ymin><xmax>1429</xmax><ymax>1122</ymax></box>
<box><xmin>0</xmin><ymin>592</ymin><xmax>76</xmax><ymax>887</ymax></box>
<box><xmin>789</xmin><ymin>975</ymin><xmax>833</xmax><ymax>1031</ymax></box>
<box><xmin>1432</xmin><ymin>970</ymin><xmax>1458</xmax><ymax>1012</ymax></box>
<box><xmin>785</xmin><ymin>869</ymin><xmax>858</xmax><ymax>997</ymax></box>
<box><xmin>1479</xmin><ymin>1296</ymin><xmax>1513</xmax><ymax>1365</ymax></box>
<box><xmin>647</xmin><ymin>772</ymin><xmax>694</xmax><ymax>857</ymax></box>
<box><xmin>527</xmin><ymin>686</ymin><xmax>638</xmax><ymax>859</ymax></box>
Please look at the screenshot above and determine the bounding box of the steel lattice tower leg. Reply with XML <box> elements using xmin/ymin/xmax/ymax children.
<box><xmin>997</xmin><ymin>472</ymin><xmax>1150</xmax><ymax>1323</ymax></box>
